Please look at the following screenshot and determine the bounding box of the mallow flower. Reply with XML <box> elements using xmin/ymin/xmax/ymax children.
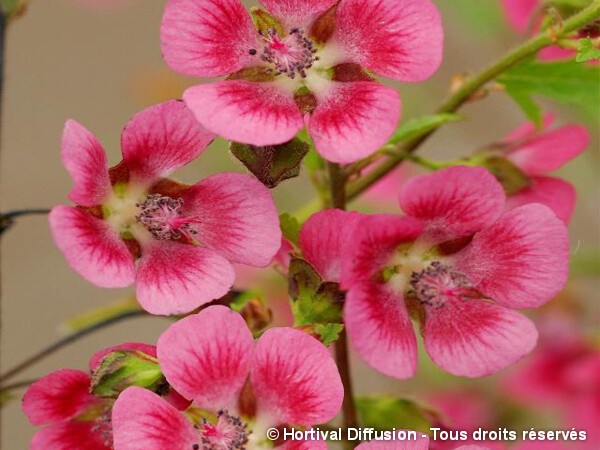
<box><xmin>112</xmin><ymin>306</ymin><xmax>343</xmax><ymax>450</ymax></box>
<box><xmin>341</xmin><ymin>166</ymin><xmax>569</xmax><ymax>379</ymax></box>
<box><xmin>488</xmin><ymin>114</ymin><xmax>589</xmax><ymax>223</ymax></box>
<box><xmin>50</xmin><ymin>101</ymin><xmax>281</xmax><ymax>315</ymax></box>
<box><xmin>22</xmin><ymin>343</ymin><xmax>184</xmax><ymax>450</ymax></box>
<box><xmin>160</xmin><ymin>0</ymin><xmax>443</xmax><ymax>163</ymax></box>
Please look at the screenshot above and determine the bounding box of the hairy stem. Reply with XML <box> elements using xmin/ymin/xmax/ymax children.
<box><xmin>346</xmin><ymin>0</ymin><xmax>600</xmax><ymax>200</ymax></box>
<box><xmin>0</xmin><ymin>310</ymin><xmax>147</xmax><ymax>385</ymax></box>
<box><xmin>327</xmin><ymin>162</ymin><xmax>358</xmax><ymax>440</ymax></box>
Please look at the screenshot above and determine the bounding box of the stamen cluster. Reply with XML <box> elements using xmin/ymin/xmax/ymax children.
<box><xmin>135</xmin><ymin>194</ymin><xmax>197</xmax><ymax>241</ymax></box>
<box><xmin>257</xmin><ymin>28</ymin><xmax>319</xmax><ymax>79</ymax></box>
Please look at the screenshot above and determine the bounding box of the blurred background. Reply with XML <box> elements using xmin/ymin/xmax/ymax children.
<box><xmin>1</xmin><ymin>0</ymin><xmax>598</xmax><ymax>448</ymax></box>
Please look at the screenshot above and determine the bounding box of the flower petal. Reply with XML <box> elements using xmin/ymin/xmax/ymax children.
<box><xmin>121</xmin><ymin>101</ymin><xmax>214</xmax><ymax>185</ymax></box>
<box><xmin>345</xmin><ymin>282</ymin><xmax>418</xmax><ymax>379</ymax></box>
<box><xmin>61</xmin><ymin>120</ymin><xmax>111</xmax><ymax>207</ymax></box>
<box><xmin>157</xmin><ymin>306</ymin><xmax>254</xmax><ymax>410</ymax></box>
<box><xmin>135</xmin><ymin>242</ymin><xmax>235</xmax><ymax>315</ymax></box>
<box><xmin>355</xmin><ymin>436</ymin><xmax>429</xmax><ymax>450</ymax></box>
<box><xmin>160</xmin><ymin>0</ymin><xmax>259</xmax><ymax>77</ymax></box>
<box><xmin>252</xmin><ymin>327</ymin><xmax>343</xmax><ymax>425</ymax></box>
<box><xmin>112</xmin><ymin>387</ymin><xmax>199</xmax><ymax>450</ymax></box>
<box><xmin>342</xmin><ymin>214</ymin><xmax>423</xmax><ymax>288</ymax></box>
<box><xmin>309</xmin><ymin>81</ymin><xmax>401</xmax><ymax>163</ymax></box>
<box><xmin>182</xmin><ymin>173</ymin><xmax>281</xmax><ymax>267</ymax></box>
<box><xmin>507</xmin><ymin>124</ymin><xmax>589</xmax><ymax>176</ymax></box>
<box><xmin>399</xmin><ymin>166</ymin><xmax>506</xmax><ymax>242</ymax></box>
<box><xmin>299</xmin><ymin>209</ymin><xmax>364</xmax><ymax>282</ymax></box>
<box><xmin>183</xmin><ymin>81</ymin><xmax>303</xmax><ymax>146</ymax></box>
<box><xmin>49</xmin><ymin>206</ymin><xmax>136</xmax><ymax>288</ymax></box>
<box><xmin>423</xmin><ymin>297</ymin><xmax>538</xmax><ymax>377</ymax></box>
<box><xmin>260</xmin><ymin>0</ymin><xmax>337</xmax><ymax>27</ymax></box>
<box><xmin>503</xmin><ymin>114</ymin><xmax>555</xmax><ymax>143</ymax></box>
<box><xmin>500</xmin><ymin>0</ymin><xmax>540</xmax><ymax>33</ymax></box>
<box><xmin>31</xmin><ymin>421</ymin><xmax>112</xmax><ymax>450</ymax></box>
<box><xmin>88</xmin><ymin>343</ymin><xmax>157</xmax><ymax>372</ymax></box>
<box><xmin>453</xmin><ymin>204</ymin><xmax>569</xmax><ymax>309</ymax></box>
<box><xmin>333</xmin><ymin>0</ymin><xmax>443</xmax><ymax>81</ymax></box>
<box><xmin>507</xmin><ymin>176</ymin><xmax>576</xmax><ymax>224</ymax></box>
<box><xmin>23</xmin><ymin>370</ymin><xmax>94</xmax><ymax>426</ymax></box>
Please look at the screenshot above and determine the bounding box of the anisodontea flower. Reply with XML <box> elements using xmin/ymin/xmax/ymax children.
<box><xmin>22</xmin><ymin>343</ymin><xmax>183</xmax><ymax>450</ymax></box>
<box><xmin>341</xmin><ymin>166</ymin><xmax>569</xmax><ymax>379</ymax></box>
<box><xmin>160</xmin><ymin>0</ymin><xmax>443</xmax><ymax>163</ymax></box>
<box><xmin>492</xmin><ymin>114</ymin><xmax>589</xmax><ymax>223</ymax></box>
<box><xmin>111</xmin><ymin>306</ymin><xmax>343</xmax><ymax>450</ymax></box>
<box><xmin>355</xmin><ymin>434</ymin><xmax>491</xmax><ymax>450</ymax></box>
<box><xmin>49</xmin><ymin>101</ymin><xmax>281</xmax><ymax>315</ymax></box>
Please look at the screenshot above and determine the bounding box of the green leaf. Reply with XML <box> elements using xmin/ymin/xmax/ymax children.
<box><xmin>388</xmin><ymin>114</ymin><xmax>463</xmax><ymax>146</ymax></box>
<box><xmin>505</xmin><ymin>86</ymin><xmax>543</xmax><ymax>127</ymax></box>
<box><xmin>62</xmin><ymin>297</ymin><xmax>142</xmax><ymax>333</ymax></box>
<box><xmin>576</xmin><ymin>37</ymin><xmax>600</xmax><ymax>63</ymax></box>
<box><xmin>357</xmin><ymin>396</ymin><xmax>436</xmax><ymax>433</ymax></box>
<box><xmin>230</xmin><ymin>138</ymin><xmax>310</xmax><ymax>188</ymax></box>
<box><xmin>570</xmin><ymin>251</ymin><xmax>600</xmax><ymax>276</ymax></box>
<box><xmin>91</xmin><ymin>350</ymin><xmax>166</xmax><ymax>398</ymax></box>
<box><xmin>498</xmin><ymin>60</ymin><xmax>600</xmax><ymax>119</ymax></box>
<box><xmin>314</xmin><ymin>323</ymin><xmax>344</xmax><ymax>346</ymax></box>
<box><xmin>279</xmin><ymin>213</ymin><xmax>301</xmax><ymax>246</ymax></box>
<box><xmin>1</xmin><ymin>0</ymin><xmax>25</xmax><ymax>19</ymax></box>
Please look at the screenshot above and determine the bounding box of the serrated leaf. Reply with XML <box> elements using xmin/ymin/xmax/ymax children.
<box><xmin>498</xmin><ymin>60</ymin><xmax>600</xmax><ymax>119</ymax></box>
<box><xmin>230</xmin><ymin>138</ymin><xmax>310</xmax><ymax>188</ymax></box>
<box><xmin>279</xmin><ymin>213</ymin><xmax>301</xmax><ymax>246</ymax></box>
<box><xmin>314</xmin><ymin>323</ymin><xmax>344</xmax><ymax>346</ymax></box>
<box><xmin>62</xmin><ymin>297</ymin><xmax>142</xmax><ymax>333</ymax></box>
<box><xmin>576</xmin><ymin>37</ymin><xmax>600</xmax><ymax>63</ymax></box>
<box><xmin>388</xmin><ymin>114</ymin><xmax>463</xmax><ymax>146</ymax></box>
<box><xmin>357</xmin><ymin>396</ymin><xmax>436</xmax><ymax>433</ymax></box>
<box><xmin>505</xmin><ymin>86</ymin><xmax>543</xmax><ymax>127</ymax></box>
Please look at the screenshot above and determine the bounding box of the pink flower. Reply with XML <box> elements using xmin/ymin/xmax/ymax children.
<box><xmin>341</xmin><ymin>166</ymin><xmax>569</xmax><ymax>379</ymax></box>
<box><xmin>50</xmin><ymin>101</ymin><xmax>281</xmax><ymax>315</ymax></box>
<box><xmin>355</xmin><ymin>435</ymin><xmax>491</xmax><ymax>450</ymax></box>
<box><xmin>498</xmin><ymin>114</ymin><xmax>589</xmax><ymax>223</ymax></box>
<box><xmin>112</xmin><ymin>306</ymin><xmax>343</xmax><ymax>450</ymax></box>
<box><xmin>22</xmin><ymin>343</ymin><xmax>164</xmax><ymax>450</ymax></box>
<box><xmin>160</xmin><ymin>0</ymin><xmax>443</xmax><ymax>163</ymax></box>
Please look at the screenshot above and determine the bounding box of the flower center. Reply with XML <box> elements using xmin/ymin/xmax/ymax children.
<box><xmin>135</xmin><ymin>194</ymin><xmax>197</xmax><ymax>241</ymax></box>
<box><xmin>410</xmin><ymin>261</ymin><xmax>475</xmax><ymax>308</ymax></box>
<box><xmin>252</xmin><ymin>28</ymin><xmax>318</xmax><ymax>79</ymax></box>
<box><xmin>199</xmin><ymin>409</ymin><xmax>250</xmax><ymax>450</ymax></box>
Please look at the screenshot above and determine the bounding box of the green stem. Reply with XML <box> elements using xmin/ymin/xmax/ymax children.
<box><xmin>346</xmin><ymin>0</ymin><xmax>600</xmax><ymax>201</ymax></box>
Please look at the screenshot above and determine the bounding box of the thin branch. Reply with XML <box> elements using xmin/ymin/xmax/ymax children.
<box><xmin>346</xmin><ymin>0</ymin><xmax>600</xmax><ymax>201</ymax></box>
<box><xmin>0</xmin><ymin>208</ymin><xmax>51</xmax><ymax>235</ymax></box>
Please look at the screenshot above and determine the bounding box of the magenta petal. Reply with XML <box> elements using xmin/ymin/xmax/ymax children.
<box><xmin>454</xmin><ymin>204</ymin><xmax>569</xmax><ymax>309</ymax></box>
<box><xmin>299</xmin><ymin>209</ymin><xmax>364</xmax><ymax>282</ymax></box>
<box><xmin>49</xmin><ymin>206</ymin><xmax>136</xmax><ymax>288</ymax></box>
<box><xmin>345</xmin><ymin>282</ymin><xmax>418</xmax><ymax>379</ymax></box>
<box><xmin>507</xmin><ymin>124</ymin><xmax>589</xmax><ymax>176</ymax></box>
<box><xmin>356</xmin><ymin>436</ymin><xmax>429</xmax><ymax>450</ymax></box>
<box><xmin>157</xmin><ymin>306</ymin><xmax>253</xmax><ymax>409</ymax></box>
<box><xmin>342</xmin><ymin>214</ymin><xmax>423</xmax><ymax>288</ymax></box>
<box><xmin>161</xmin><ymin>0</ymin><xmax>259</xmax><ymax>77</ymax></box>
<box><xmin>260</xmin><ymin>0</ymin><xmax>337</xmax><ymax>27</ymax></box>
<box><xmin>23</xmin><ymin>370</ymin><xmax>93</xmax><ymax>426</ymax></box>
<box><xmin>112</xmin><ymin>387</ymin><xmax>198</xmax><ymax>450</ymax></box>
<box><xmin>88</xmin><ymin>342</ymin><xmax>157</xmax><ymax>372</ymax></box>
<box><xmin>135</xmin><ymin>242</ymin><xmax>235</xmax><ymax>315</ymax></box>
<box><xmin>500</xmin><ymin>0</ymin><xmax>540</xmax><ymax>33</ymax></box>
<box><xmin>507</xmin><ymin>176</ymin><xmax>576</xmax><ymax>224</ymax></box>
<box><xmin>309</xmin><ymin>81</ymin><xmax>401</xmax><ymax>163</ymax></box>
<box><xmin>121</xmin><ymin>101</ymin><xmax>214</xmax><ymax>185</ymax></box>
<box><xmin>423</xmin><ymin>297</ymin><xmax>538</xmax><ymax>377</ymax></box>
<box><xmin>503</xmin><ymin>114</ymin><xmax>555</xmax><ymax>143</ymax></box>
<box><xmin>399</xmin><ymin>166</ymin><xmax>505</xmax><ymax>242</ymax></box>
<box><xmin>183</xmin><ymin>81</ymin><xmax>303</xmax><ymax>146</ymax></box>
<box><xmin>182</xmin><ymin>173</ymin><xmax>281</xmax><ymax>267</ymax></box>
<box><xmin>252</xmin><ymin>327</ymin><xmax>343</xmax><ymax>425</ymax></box>
<box><xmin>30</xmin><ymin>421</ymin><xmax>112</xmax><ymax>450</ymax></box>
<box><xmin>61</xmin><ymin>120</ymin><xmax>111</xmax><ymax>207</ymax></box>
<box><xmin>334</xmin><ymin>0</ymin><xmax>443</xmax><ymax>81</ymax></box>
